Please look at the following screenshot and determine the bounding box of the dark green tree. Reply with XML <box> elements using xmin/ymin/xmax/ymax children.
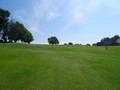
<box><xmin>68</xmin><ymin>42</ymin><xmax>73</xmax><ymax>45</ymax></box>
<box><xmin>94</xmin><ymin>35</ymin><xmax>120</xmax><ymax>47</ymax></box>
<box><xmin>101</xmin><ymin>37</ymin><xmax>111</xmax><ymax>50</ymax></box>
<box><xmin>0</xmin><ymin>8</ymin><xmax>10</xmax><ymax>42</ymax></box>
<box><xmin>48</xmin><ymin>36</ymin><xmax>59</xmax><ymax>44</ymax></box>
<box><xmin>20</xmin><ymin>28</ymin><xmax>33</xmax><ymax>44</ymax></box>
<box><xmin>8</xmin><ymin>21</ymin><xmax>22</xmax><ymax>42</ymax></box>
<box><xmin>64</xmin><ymin>43</ymin><xmax>67</xmax><ymax>45</ymax></box>
<box><xmin>0</xmin><ymin>8</ymin><xmax>33</xmax><ymax>44</ymax></box>
<box><xmin>86</xmin><ymin>43</ymin><xmax>91</xmax><ymax>46</ymax></box>
<box><xmin>8</xmin><ymin>21</ymin><xmax>33</xmax><ymax>43</ymax></box>
<box><xmin>111</xmin><ymin>35</ymin><xmax>120</xmax><ymax>46</ymax></box>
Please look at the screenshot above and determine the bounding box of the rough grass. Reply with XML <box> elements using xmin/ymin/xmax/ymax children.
<box><xmin>0</xmin><ymin>43</ymin><xmax>120</xmax><ymax>90</ymax></box>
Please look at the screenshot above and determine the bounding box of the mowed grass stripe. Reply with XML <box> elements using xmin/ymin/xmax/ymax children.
<box><xmin>0</xmin><ymin>43</ymin><xmax>120</xmax><ymax>90</ymax></box>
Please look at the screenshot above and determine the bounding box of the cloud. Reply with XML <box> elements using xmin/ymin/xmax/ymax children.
<box><xmin>62</xmin><ymin>0</ymin><xmax>84</xmax><ymax>31</ymax></box>
<box><xmin>62</xmin><ymin>21</ymin><xmax>74</xmax><ymax>32</ymax></box>
<box><xmin>13</xmin><ymin>9</ymin><xmax>43</xmax><ymax>35</ymax></box>
<box><xmin>13</xmin><ymin>0</ymin><xmax>63</xmax><ymax>36</ymax></box>
<box><xmin>73</xmin><ymin>6</ymin><xmax>84</xmax><ymax>21</ymax></box>
<box><xmin>33</xmin><ymin>0</ymin><xmax>61</xmax><ymax>20</ymax></box>
<box><xmin>62</xmin><ymin>0</ymin><xmax>120</xmax><ymax>32</ymax></box>
<box><xmin>33</xmin><ymin>0</ymin><xmax>52</xmax><ymax>18</ymax></box>
<box><xmin>13</xmin><ymin>0</ymin><xmax>120</xmax><ymax>33</ymax></box>
<box><xmin>47</xmin><ymin>12</ymin><xmax>61</xmax><ymax>21</ymax></box>
<box><xmin>86</xmin><ymin>0</ymin><xmax>104</xmax><ymax>13</ymax></box>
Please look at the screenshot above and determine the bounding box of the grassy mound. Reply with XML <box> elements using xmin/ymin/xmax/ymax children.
<box><xmin>0</xmin><ymin>43</ymin><xmax>120</xmax><ymax>90</ymax></box>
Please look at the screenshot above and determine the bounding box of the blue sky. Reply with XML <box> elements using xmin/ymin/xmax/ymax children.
<box><xmin>0</xmin><ymin>0</ymin><xmax>120</xmax><ymax>44</ymax></box>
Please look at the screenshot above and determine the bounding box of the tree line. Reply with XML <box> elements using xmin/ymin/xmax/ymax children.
<box><xmin>92</xmin><ymin>35</ymin><xmax>120</xmax><ymax>50</ymax></box>
<box><xmin>47</xmin><ymin>35</ymin><xmax>120</xmax><ymax>47</ymax></box>
<box><xmin>93</xmin><ymin>35</ymin><xmax>120</xmax><ymax>46</ymax></box>
<box><xmin>0</xmin><ymin>8</ymin><xmax>33</xmax><ymax>43</ymax></box>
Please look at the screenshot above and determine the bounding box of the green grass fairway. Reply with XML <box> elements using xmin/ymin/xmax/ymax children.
<box><xmin>0</xmin><ymin>43</ymin><xmax>120</xmax><ymax>90</ymax></box>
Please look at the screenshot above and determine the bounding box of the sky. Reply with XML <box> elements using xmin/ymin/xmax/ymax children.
<box><xmin>0</xmin><ymin>0</ymin><xmax>120</xmax><ymax>45</ymax></box>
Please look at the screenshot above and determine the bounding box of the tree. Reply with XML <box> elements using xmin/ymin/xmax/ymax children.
<box><xmin>116</xmin><ymin>39</ymin><xmax>120</xmax><ymax>45</ymax></box>
<box><xmin>20</xmin><ymin>28</ymin><xmax>33</xmax><ymax>44</ymax></box>
<box><xmin>111</xmin><ymin>35</ymin><xmax>120</xmax><ymax>46</ymax></box>
<box><xmin>92</xmin><ymin>43</ymin><xmax>97</xmax><ymax>46</ymax></box>
<box><xmin>101</xmin><ymin>37</ymin><xmax>111</xmax><ymax>50</ymax></box>
<box><xmin>64</xmin><ymin>43</ymin><xmax>67</xmax><ymax>45</ymax></box>
<box><xmin>86</xmin><ymin>43</ymin><xmax>91</xmax><ymax>46</ymax></box>
<box><xmin>8</xmin><ymin>21</ymin><xmax>33</xmax><ymax>43</ymax></box>
<box><xmin>94</xmin><ymin>35</ymin><xmax>120</xmax><ymax>49</ymax></box>
<box><xmin>0</xmin><ymin>8</ymin><xmax>10</xmax><ymax>42</ymax></box>
<box><xmin>8</xmin><ymin>21</ymin><xmax>21</xmax><ymax>42</ymax></box>
<box><xmin>0</xmin><ymin>8</ymin><xmax>33</xmax><ymax>44</ymax></box>
<box><xmin>48</xmin><ymin>36</ymin><xmax>59</xmax><ymax>44</ymax></box>
<box><xmin>68</xmin><ymin>42</ymin><xmax>73</xmax><ymax>45</ymax></box>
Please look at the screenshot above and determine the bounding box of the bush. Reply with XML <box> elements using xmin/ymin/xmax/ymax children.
<box><xmin>0</xmin><ymin>40</ymin><xmax>4</xmax><ymax>43</ymax></box>
<box><xmin>86</xmin><ymin>44</ymin><xmax>91</xmax><ymax>46</ymax></box>
<box><xmin>68</xmin><ymin>42</ymin><xmax>73</xmax><ymax>45</ymax></box>
<box><xmin>64</xmin><ymin>43</ymin><xmax>67</xmax><ymax>45</ymax></box>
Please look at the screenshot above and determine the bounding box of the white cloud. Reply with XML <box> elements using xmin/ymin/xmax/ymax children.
<box><xmin>13</xmin><ymin>10</ymin><xmax>43</xmax><ymax>35</ymax></box>
<box><xmin>13</xmin><ymin>0</ymin><xmax>63</xmax><ymax>35</ymax></box>
<box><xmin>13</xmin><ymin>0</ymin><xmax>120</xmax><ymax>33</ymax></box>
<box><xmin>62</xmin><ymin>0</ymin><xmax>84</xmax><ymax>31</ymax></box>
<box><xmin>47</xmin><ymin>12</ymin><xmax>61</xmax><ymax>21</ymax></box>
<box><xmin>86</xmin><ymin>0</ymin><xmax>104</xmax><ymax>13</ymax></box>
<box><xmin>73</xmin><ymin>5</ymin><xmax>83</xmax><ymax>21</ymax></box>
<box><xmin>62</xmin><ymin>0</ymin><xmax>120</xmax><ymax>32</ymax></box>
<box><xmin>33</xmin><ymin>0</ymin><xmax>61</xmax><ymax>20</ymax></box>
<box><xmin>62</xmin><ymin>22</ymin><xmax>74</xmax><ymax>32</ymax></box>
<box><xmin>33</xmin><ymin>0</ymin><xmax>52</xmax><ymax>18</ymax></box>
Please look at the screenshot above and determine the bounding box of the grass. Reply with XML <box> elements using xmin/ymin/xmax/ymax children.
<box><xmin>0</xmin><ymin>43</ymin><xmax>120</xmax><ymax>90</ymax></box>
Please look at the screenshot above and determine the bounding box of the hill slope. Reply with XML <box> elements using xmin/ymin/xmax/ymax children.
<box><xmin>0</xmin><ymin>43</ymin><xmax>120</xmax><ymax>90</ymax></box>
